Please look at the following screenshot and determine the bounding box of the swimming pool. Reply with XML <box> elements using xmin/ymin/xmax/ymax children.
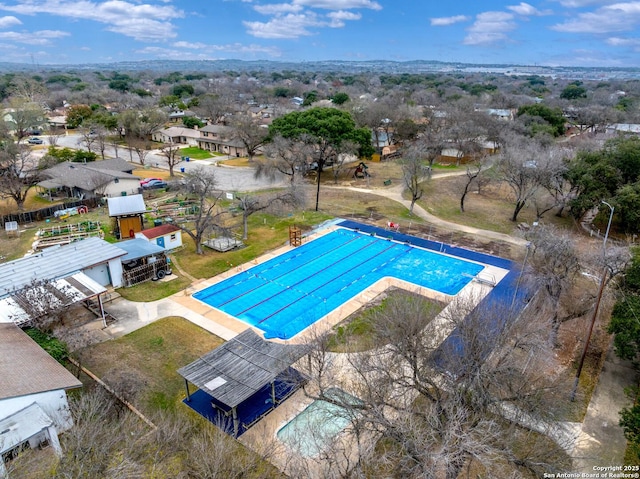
<box><xmin>277</xmin><ymin>387</ymin><xmax>359</xmax><ymax>457</ymax></box>
<box><xmin>193</xmin><ymin>228</ymin><xmax>484</xmax><ymax>339</ymax></box>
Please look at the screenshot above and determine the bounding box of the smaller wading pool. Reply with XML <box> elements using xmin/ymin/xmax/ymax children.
<box><xmin>277</xmin><ymin>387</ymin><xmax>360</xmax><ymax>457</ymax></box>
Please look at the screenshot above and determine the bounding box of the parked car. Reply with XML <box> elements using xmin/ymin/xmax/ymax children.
<box><xmin>27</xmin><ymin>137</ymin><xmax>44</xmax><ymax>145</ymax></box>
<box><xmin>139</xmin><ymin>177</ymin><xmax>163</xmax><ymax>186</ymax></box>
<box><xmin>142</xmin><ymin>179</ymin><xmax>167</xmax><ymax>189</ymax></box>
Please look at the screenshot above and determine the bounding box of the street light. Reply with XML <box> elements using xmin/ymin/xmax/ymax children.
<box><xmin>570</xmin><ymin>200</ymin><xmax>614</xmax><ymax>401</ymax></box>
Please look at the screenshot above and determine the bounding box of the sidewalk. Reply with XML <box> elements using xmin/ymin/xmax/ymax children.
<box><xmin>572</xmin><ymin>343</ymin><xmax>638</xmax><ymax>471</ymax></box>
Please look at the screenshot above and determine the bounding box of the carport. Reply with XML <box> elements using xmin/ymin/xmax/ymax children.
<box><xmin>0</xmin><ymin>272</ymin><xmax>108</xmax><ymax>327</ymax></box>
<box><xmin>178</xmin><ymin>329</ymin><xmax>307</xmax><ymax>437</ymax></box>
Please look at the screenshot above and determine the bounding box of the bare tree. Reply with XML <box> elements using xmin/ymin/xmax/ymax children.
<box><xmin>497</xmin><ymin>135</ymin><xmax>553</xmax><ymax>222</ymax></box>
<box><xmin>229</xmin><ymin>113</ymin><xmax>269</xmax><ymax>162</ymax></box>
<box><xmin>256</xmin><ymin>134</ymin><xmax>313</xmax><ymax>184</ymax></box>
<box><xmin>159</xmin><ymin>141</ymin><xmax>181</xmax><ymax>177</ymax></box>
<box><xmin>401</xmin><ymin>147</ymin><xmax>430</xmax><ymax>214</ymax></box>
<box><xmin>175</xmin><ymin>166</ymin><xmax>224</xmax><ymax>254</ymax></box>
<box><xmin>297</xmin><ymin>292</ymin><xmax>572</xmax><ymax>478</ymax></box>
<box><xmin>0</xmin><ymin>144</ymin><xmax>41</xmax><ymax>210</ymax></box>
<box><xmin>236</xmin><ymin>186</ymin><xmax>303</xmax><ymax>240</ymax></box>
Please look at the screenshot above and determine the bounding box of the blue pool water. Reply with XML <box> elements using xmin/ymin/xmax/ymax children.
<box><xmin>277</xmin><ymin>387</ymin><xmax>360</xmax><ymax>457</ymax></box>
<box><xmin>193</xmin><ymin>228</ymin><xmax>484</xmax><ymax>339</ymax></box>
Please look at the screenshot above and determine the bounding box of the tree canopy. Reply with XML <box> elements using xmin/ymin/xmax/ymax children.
<box><xmin>267</xmin><ymin>107</ymin><xmax>374</xmax><ymax>210</ymax></box>
<box><xmin>566</xmin><ymin>136</ymin><xmax>640</xmax><ymax>232</ymax></box>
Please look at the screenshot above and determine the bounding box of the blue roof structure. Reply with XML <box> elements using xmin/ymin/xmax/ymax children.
<box><xmin>116</xmin><ymin>238</ymin><xmax>165</xmax><ymax>262</ymax></box>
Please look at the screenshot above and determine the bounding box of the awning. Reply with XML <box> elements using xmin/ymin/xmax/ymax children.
<box><xmin>0</xmin><ymin>272</ymin><xmax>106</xmax><ymax>325</ymax></box>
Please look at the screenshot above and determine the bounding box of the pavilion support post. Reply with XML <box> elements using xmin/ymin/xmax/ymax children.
<box><xmin>233</xmin><ymin>407</ymin><xmax>239</xmax><ymax>437</ymax></box>
<box><xmin>98</xmin><ymin>294</ymin><xmax>106</xmax><ymax>328</ymax></box>
<box><xmin>184</xmin><ymin>379</ymin><xmax>191</xmax><ymax>402</ymax></box>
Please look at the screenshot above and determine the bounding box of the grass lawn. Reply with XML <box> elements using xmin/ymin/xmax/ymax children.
<box><xmin>418</xmin><ymin>175</ymin><xmax>576</xmax><ymax>234</ymax></box>
<box><xmin>179</xmin><ymin>147</ymin><xmax>214</xmax><ymax>160</ymax></box>
<box><xmin>79</xmin><ymin>316</ymin><xmax>224</xmax><ymax>415</ymax></box>
<box><xmin>328</xmin><ymin>289</ymin><xmax>443</xmax><ymax>352</ymax></box>
<box><xmin>117</xmin><ymin>274</ymin><xmax>192</xmax><ymax>302</ymax></box>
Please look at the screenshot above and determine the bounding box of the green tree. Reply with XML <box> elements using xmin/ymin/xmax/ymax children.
<box><xmin>182</xmin><ymin>116</ymin><xmax>205</xmax><ymax>129</ymax></box>
<box><xmin>560</xmin><ymin>82</ymin><xmax>587</xmax><ymax>100</ymax></box>
<box><xmin>331</xmin><ymin>92</ymin><xmax>350</xmax><ymax>105</ymax></box>
<box><xmin>302</xmin><ymin>90</ymin><xmax>318</xmax><ymax>106</ymax></box>
<box><xmin>172</xmin><ymin>83</ymin><xmax>195</xmax><ymax>97</ymax></box>
<box><xmin>517</xmin><ymin>104</ymin><xmax>566</xmax><ymax>137</ymax></box>
<box><xmin>267</xmin><ymin>107</ymin><xmax>374</xmax><ymax>211</ymax></box>
<box><xmin>66</xmin><ymin>104</ymin><xmax>93</xmax><ymax>128</ymax></box>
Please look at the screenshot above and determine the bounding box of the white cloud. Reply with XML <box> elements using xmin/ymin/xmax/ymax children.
<box><xmin>507</xmin><ymin>2</ymin><xmax>552</xmax><ymax>16</ymax></box>
<box><xmin>552</xmin><ymin>0</ymin><xmax>619</xmax><ymax>6</ymax></box>
<box><xmin>606</xmin><ymin>36</ymin><xmax>640</xmax><ymax>47</ymax></box>
<box><xmin>430</xmin><ymin>15</ymin><xmax>470</xmax><ymax>26</ymax></box>
<box><xmin>254</xmin><ymin>3</ymin><xmax>303</xmax><ymax>14</ymax></box>
<box><xmin>327</xmin><ymin>10</ymin><xmax>361</xmax><ymax>27</ymax></box>
<box><xmin>173</xmin><ymin>40</ymin><xmax>208</xmax><ymax>49</ymax></box>
<box><xmin>0</xmin><ymin>29</ymin><xmax>69</xmax><ymax>45</ymax></box>
<box><xmin>0</xmin><ymin>15</ymin><xmax>21</xmax><ymax>28</ymax></box>
<box><xmin>464</xmin><ymin>11</ymin><xmax>516</xmax><ymax>45</ymax></box>
<box><xmin>0</xmin><ymin>0</ymin><xmax>184</xmax><ymax>41</ymax></box>
<box><xmin>292</xmin><ymin>0</ymin><xmax>381</xmax><ymax>10</ymax></box>
<box><xmin>552</xmin><ymin>2</ymin><xmax>640</xmax><ymax>34</ymax></box>
<box><xmin>244</xmin><ymin>12</ymin><xmax>324</xmax><ymax>38</ymax></box>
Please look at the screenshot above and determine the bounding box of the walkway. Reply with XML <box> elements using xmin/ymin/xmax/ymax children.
<box><xmin>326</xmin><ymin>181</ymin><xmax>529</xmax><ymax>248</ymax></box>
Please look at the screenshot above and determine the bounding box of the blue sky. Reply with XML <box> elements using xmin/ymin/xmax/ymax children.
<box><xmin>0</xmin><ymin>0</ymin><xmax>638</xmax><ymax>67</ymax></box>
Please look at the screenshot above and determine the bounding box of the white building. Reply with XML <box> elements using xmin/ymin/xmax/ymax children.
<box><xmin>0</xmin><ymin>324</ymin><xmax>82</xmax><ymax>476</ymax></box>
<box><xmin>135</xmin><ymin>224</ymin><xmax>183</xmax><ymax>251</ymax></box>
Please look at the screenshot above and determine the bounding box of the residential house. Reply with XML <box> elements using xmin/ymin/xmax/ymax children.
<box><xmin>107</xmin><ymin>194</ymin><xmax>147</xmax><ymax>240</ymax></box>
<box><xmin>0</xmin><ymin>324</ymin><xmax>82</xmax><ymax>477</ymax></box>
<box><xmin>151</xmin><ymin>126</ymin><xmax>201</xmax><ymax>146</ymax></box>
<box><xmin>197</xmin><ymin>124</ymin><xmax>248</xmax><ymax>157</ymax></box>
<box><xmin>38</xmin><ymin>158</ymin><xmax>140</xmax><ymax>199</ymax></box>
<box><xmin>135</xmin><ymin>223</ymin><xmax>183</xmax><ymax>251</ymax></box>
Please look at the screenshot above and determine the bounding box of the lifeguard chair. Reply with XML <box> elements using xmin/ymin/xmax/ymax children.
<box><xmin>289</xmin><ymin>225</ymin><xmax>302</xmax><ymax>247</ymax></box>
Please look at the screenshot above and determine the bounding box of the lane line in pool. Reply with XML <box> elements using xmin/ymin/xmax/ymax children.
<box><xmin>236</xmin><ymin>237</ymin><xmax>385</xmax><ymax>318</ymax></box>
<box><xmin>210</xmin><ymin>234</ymin><xmax>363</xmax><ymax>307</ymax></box>
<box><xmin>256</xmin><ymin>244</ymin><xmax>413</xmax><ymax>324</ymax></box>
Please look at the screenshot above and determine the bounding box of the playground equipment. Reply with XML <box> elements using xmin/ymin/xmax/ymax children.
<box><xmin>53</xmin><ymin>205</ymin><xmax>88</xmax><ymax>220</ymax></box>
<box><xmin>353</xmin><ymin>162</ymin><xmax>370</xmax><ymax>179</ymax></box>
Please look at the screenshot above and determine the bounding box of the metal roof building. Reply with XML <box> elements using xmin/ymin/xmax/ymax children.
<box><xmin>0</xmin><ymin>237</ymin><xmax>126</xmax><ymax>299</ymax></box>
<box><xmin>107</xmin><ymin>194</ymin><xmax>147</xmax><ymax>217</ymax></box>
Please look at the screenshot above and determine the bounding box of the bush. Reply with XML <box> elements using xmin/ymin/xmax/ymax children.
<box><xmin>24</xmin><ymin>328</ymin><xmax>69</xmax><ymax>363</ymax></box>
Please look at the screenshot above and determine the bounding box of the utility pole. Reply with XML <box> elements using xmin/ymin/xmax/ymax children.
<box><xmin>570</xmin><ymin>201</ymin><xmax>614</xmax><ymax>401</ymax></box>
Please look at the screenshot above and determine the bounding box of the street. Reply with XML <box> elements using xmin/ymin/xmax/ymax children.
<box><xmin>53</xmin><ymin>133</ymin><xmax>286</xmax><ymax>192</ymax></box>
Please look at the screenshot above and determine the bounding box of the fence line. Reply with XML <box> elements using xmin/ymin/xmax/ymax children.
<box><xmin>0</xmin><ymin>197</ymin><xmax>100</xmax><ymax>228</ymax></box>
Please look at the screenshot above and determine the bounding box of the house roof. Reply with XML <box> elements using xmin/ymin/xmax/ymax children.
<box><xmin>199</xmin><ymin>124</ymin><xmax>233</xmax><ymax>135</ymax></box>
<box><xmin>117</xmin><ymin>238</ymin><xmax>165</xmax><ymax>262</ymax></box>
<box><xmin>0</xmin><ymin>323</ymin><xmax>82</xmax><ymax>400</ymax></box>
<box><xmin>156</xmin><ymin>126</ymin><xmax>201</xmax><ymax>139</ymax></box>
<box><xmin>138</xmin><ymin>223</ymin><xmax>181</xmax><ymax>240</ymax></box>
<box><xmin>177</xmin><ymin>329</ymin><xmax>307</xmax><ymax>408</ymax></box>
<box><xmin>39</xmin><ymin>159</ymin><xmax>138</xmax><ymax>192</ymax></box>
<box><xmin>107</xmin><ymin>194</ymin><xmax>147</xmax><ymax>216</ymax></box>
<box><xmin>0</xmin><ymin>237</ymin><xmax>126</xmax><ymax>299</ymax></box>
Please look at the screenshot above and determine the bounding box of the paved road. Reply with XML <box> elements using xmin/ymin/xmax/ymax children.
<box><xmin>54</xmin><ymin>133</ymin><xmax>286</xmax><ymax>192</ymax></box>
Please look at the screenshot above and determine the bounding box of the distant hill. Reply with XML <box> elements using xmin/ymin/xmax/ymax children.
<box><xmin>1</xmin><ymin>59</ymin><xmax>639</xmax><ymax>80</ymax></box>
